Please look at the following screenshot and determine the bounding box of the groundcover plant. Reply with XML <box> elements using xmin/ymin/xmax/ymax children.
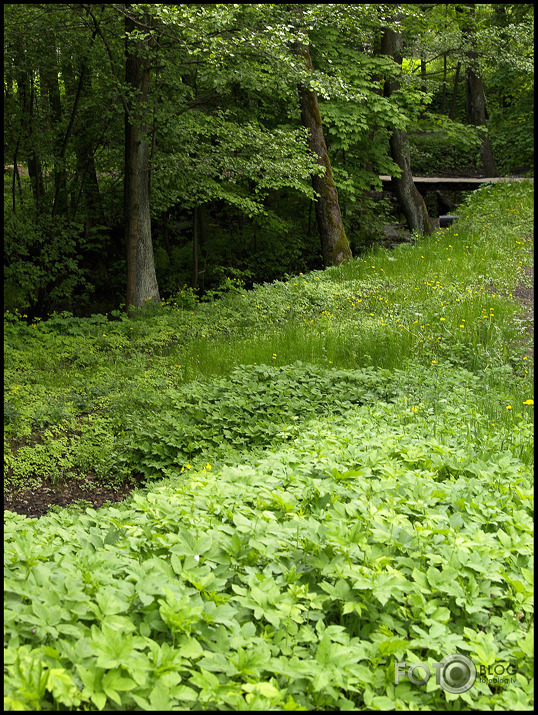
<box><xmin>4</xmin><ymin>181</ymin><xmax>534</xmax><ymax>710</ymax></box>
<box><xmin>4</xmin><ymin>392</ymin><xmax>534</xmax><ymax>710</ymax></box>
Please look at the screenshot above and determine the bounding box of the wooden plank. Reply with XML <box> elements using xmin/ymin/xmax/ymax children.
<box><xmin>379</xmin><ymin>175</ymin><xmax>533</xmax><ymax>193</ymax></box>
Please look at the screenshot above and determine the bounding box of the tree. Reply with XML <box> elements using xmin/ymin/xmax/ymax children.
<box><xmin>123</xmin><ymin>8</ymin><xmax>160</xmax><ymax>310</ymax></box>
<box><xmin>296</xmin><ymin>44</ymin><xmax>352</xmax><ymax>266</ymax></box>
<box><xmin>381</xmin><ymin>26</ymin><xmax>433</xmax><ymax>235</ymax></box>
<box><xmin>462</xmin><ymin>4</ymin><xmax>497</xmax><ymax>176</ymax></box>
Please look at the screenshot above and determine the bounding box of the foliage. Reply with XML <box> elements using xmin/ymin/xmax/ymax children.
<box><xmin>4</xmin><ymin>181</ymin><xmax>533</xmax><ymax>490</ymax></box>
<box><xmin>4</xmin><ymin>214</ymin><xmax>94</xmax><ymax>314</ymax></box>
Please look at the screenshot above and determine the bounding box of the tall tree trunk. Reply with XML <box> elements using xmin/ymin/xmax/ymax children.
<box><xmin>420</xmin><ymin>58</ymin><xmax>428</xmax><ymax>117</ymax></box>
<box><xmin>11</xmin><ymin>138</ymin><xmax>24</xmax><ymax>213</ymax></box>
<box><xmin>381</xmin><ymin>28</ymin><xmax>433</xmax><ymax>235</ymax></box>
<box><xmin>466</xmin><ymin>66</ymin><xmax>497</xmax><ymax>175</ymax></box>
<box><xmin>297</xmin><ymin>46</ymin><xmax>352</xmax><ymax>267</ymax></box>
<box><xmin>463</xmin><ymin>4</ymin><xmax>497</xmax><ymax>176</ymax></box>
<box><xmin>192</xmin><ymin>206</ymin><xmax>200</xmax><ymax>290</ymax></box>
<box><xmin>124</xmin><ymin>11</ymin><xmax>160</xmax><ymax>311</ymax></box>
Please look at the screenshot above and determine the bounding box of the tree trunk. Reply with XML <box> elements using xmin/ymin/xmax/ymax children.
<box><xmin>389</xmin><ymin>130</ymin><xmax>433</xmax><ymax>233</ymax></box>
<box><xmin>297</xmin><ymin>46</ymin><xmax>352</xmax><ymax>267</ymax></box>
<box><xmin>16</xmin><ymin>68</ymin><xmax>44</xmax><ymax>210</ymax></box>
<box><xmin>11</xmin><ymin>138</ymin><xmax>24</xmax><ymax>213</ymax></box>
<box><xmin>466</xmin><ymin>66</ymin><xmax>497</xmax><ymax>175</ymax></box>
<box><xmin>420</xmin><ymin>58</ymin><xmax>427</xmax><ymax>117</ymax></box>
<box><xmin>381</xmin><ymin>28</ymin><xmax>433</xmax><ymax>235</ymax></box>
<box><xmin>463</xmin><ymin>4</ymin><xmax>497</xmax><ymax>176</ymax></box>
<box><xmin>62</xmin><ymin>56</ymin><xmax>105</xmax><ymax>231</ymax></box>
<box><xmin>124</xmin><ymin>12</ymin><xmax>160</xmax><ymax>311</ymax></box>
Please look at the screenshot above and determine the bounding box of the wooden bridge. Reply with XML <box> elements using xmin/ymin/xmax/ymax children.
<box><xmin>379</xmin><ymin>175</ymin><xmax>533</xmax><ymax>192</ymax></box>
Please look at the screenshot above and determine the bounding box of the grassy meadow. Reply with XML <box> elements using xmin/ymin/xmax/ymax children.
<box><xmin>4</xmin><ymin>180</ymin><xmax>534</xmax><ymax>710</ymax></box>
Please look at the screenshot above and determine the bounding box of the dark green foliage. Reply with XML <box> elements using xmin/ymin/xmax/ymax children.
<box><xmin>121</xmin><ymin>363</ymin><xmax>397</xmax><ymax>482</ymax></box>
<box><xmin>406</xmin><ymin>118</ymin><xmax>483</xmax><ymax>176</ymax></box>
<box><xmin>4</xmin><ymin>3</ymin><xmax>534</xmax><ymax>314</ymax></box>
<box><xmin>4</xmin><ymin>214</ymin><xmax>93</xmax><ymax>314</ymax></box>
<box><xmin>4</xmin><ymin>400</ymin><xmax>19</xmax><ymax>425</ymax></box>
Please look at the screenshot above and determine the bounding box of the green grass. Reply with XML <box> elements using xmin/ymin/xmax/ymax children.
<box><xmin>4</xmin><ymin>180</ymin><xmax>534</xmax><ymax>710</ymax></box>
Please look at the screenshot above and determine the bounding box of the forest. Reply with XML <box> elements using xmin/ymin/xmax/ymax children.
<box><xmin>4</xmin><ymin>3</ymin><xmax>534</xmax><ymax>314</ymax></box>
<box><xmin>4</xmin><ymin>3</ymin><xmax>534</xmax><ymax>712</ymax></box>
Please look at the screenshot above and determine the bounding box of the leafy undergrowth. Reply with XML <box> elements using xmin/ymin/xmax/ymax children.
<box><xmin>4</xmin><ymin>181</ymin><xmax>534</xmax><ymax>710</ymax></box>
<box><xmin>4</xmin><ymin>394</ymin><xmax>534</xmax><ymax>710</ymax></box>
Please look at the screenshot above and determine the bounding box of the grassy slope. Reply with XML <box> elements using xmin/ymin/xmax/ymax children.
<box><xmin>4</xmin><ymin>181</ymin><xmax>534</xmax><ymax>711</ymax></box>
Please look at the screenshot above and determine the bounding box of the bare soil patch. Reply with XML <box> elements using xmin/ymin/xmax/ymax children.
<box><xmin>4</xmin><ymin>473</ymin><xmax>143</xmax><ymax>520</ymax></box>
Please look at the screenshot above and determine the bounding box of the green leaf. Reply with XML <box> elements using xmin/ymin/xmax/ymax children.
<box><xmin>372</xmin><ymin>695</ymin><xmax>396</xmax><ymax>709</ymax></box>
<box><xmin>176</xmin><ymin>635</ymin><xmax>203</xmax><ymax>660</ymax></box>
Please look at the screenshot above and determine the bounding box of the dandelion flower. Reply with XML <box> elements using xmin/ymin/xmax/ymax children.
<box><xmin>523</xmin><ymin>399</ymin><xmax>534</xmax><ymax>406</ymax></box>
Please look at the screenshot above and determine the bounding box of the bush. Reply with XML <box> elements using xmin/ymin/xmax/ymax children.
<box><xmin>4</xmin><ymin>214</ymin><xmax>94</xmax><ymax>314</ymax></box>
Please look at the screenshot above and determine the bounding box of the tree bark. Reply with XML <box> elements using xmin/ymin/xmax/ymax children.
<box><xmin>420</xmin><ymin>58</ymin><xmax>427</xmax><ymax>117</ymax></box>
<box><xmin>381</xmin><ymin>28</ymin><xmax>433</xmax><ymax>235</ymax></box>
<box><xmin>62</xmin><ymin>55</ymin><xmax>105</xmax><ymax>228</ymax></box>
<box><xmin>297</xmin><ymin>46</ymin><xmax>352</xmax><ymax>267</ymax></box>
<box><xmin>466</xmin><ymin>66</ymin><xmax>496</xmax><ymax>175</ymax></box>
<box><xmin>124</xmin><ymin>11</ymin><xmax>160</xmax><ymax>311</ymax></box>
<box><xmin>192</xmin><ymin>206</ymin><xmax>200</xmax><ymax>290</ymax></box>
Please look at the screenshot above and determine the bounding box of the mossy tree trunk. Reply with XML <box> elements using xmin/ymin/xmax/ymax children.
<box><xmin>381</xmin><ymin>28</ymin><xmax>433</xmax><ymax>236</ymax></box>
<box><xmin>297</xmin><ymin>46</ymin><xmax>352</xmax><ymax>267</ymax></box>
